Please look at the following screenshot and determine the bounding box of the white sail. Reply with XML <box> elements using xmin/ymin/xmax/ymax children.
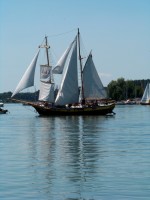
<box><xmin>83</xmin><ymin>53</ymin><xmax>107</xmax><ymax>99</ymax></box>
<box><xmin>141</xmin><ymin>83</ymin><xmax>150</xmax><ymax>103</ymax></box>
<box><xmin>11</xmin><ymin>49</ymin><xmax>40</xmax><ymax>97</ymax></box>
<box><xmin>39</xmin><ymin>64</ymin><xmax>54</xmax><ymax>102</ymax></box>
<box><xmin>52</xmin><ymin>39</ymin><xmax>75</xmax><ymax>74</ymax></box>
<box><xmin>55</xmin><ymin>37</ymin><xmax>79</xmax><ymax>105</ymax></box>
<box><xmin>38</xmin><ymin>82</ymin><xmax>54</xmax><ymax>102</ymax></box>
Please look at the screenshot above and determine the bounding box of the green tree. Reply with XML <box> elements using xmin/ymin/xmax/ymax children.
<box><xmin>108</xmin><ymin>78</ymin><xmax>126</xmax><ymax>100</ymax></box>
<box><xmin>107</xmin><ymin>78</ymin><xmax>150</xmax><ymax>101</ymax></box>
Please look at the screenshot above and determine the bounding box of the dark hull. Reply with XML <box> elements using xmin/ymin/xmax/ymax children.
<box><xmin>31</xmin><ymin>103</ymin><xmax>115</xmax><ymax>116</ymax></box>
<box><xmin>140</xmin><ymin>102</ymin><xmax>150</xmax><ymax>105</ymax></box>
<box><xmin>0</xmin><ymin>109</ymin><xmax>8</xmax><ymax>114</ymax></box>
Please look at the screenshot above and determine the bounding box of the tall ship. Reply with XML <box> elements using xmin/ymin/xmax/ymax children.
<box><xmin>11</xmin><ymin>29</ymin><xmax>115</xmax><ymax>116</ymax></box>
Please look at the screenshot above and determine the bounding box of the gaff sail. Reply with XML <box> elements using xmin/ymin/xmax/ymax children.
<box><xmin>83</xmin><ymin>53</ymin><xmax>107</xmax><ymax>99</ymax></box>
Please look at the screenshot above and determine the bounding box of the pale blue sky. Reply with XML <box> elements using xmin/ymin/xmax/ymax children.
<box><xmin>0</xmin><ymin>0</ymin><xmax>150</xmax><ymax>92</ymax></box>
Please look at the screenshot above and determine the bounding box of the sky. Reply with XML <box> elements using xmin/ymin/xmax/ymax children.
<box><xmin>0</xmin><ymin>0</ymin><xmax>150</xmax><ymax>93</ymax></box>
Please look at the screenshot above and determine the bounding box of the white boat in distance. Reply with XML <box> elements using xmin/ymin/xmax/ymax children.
<box><xmin>140</xmin><ymin>83</ymin><xmax>150</xmax><ymax>105</ymax></box>
<box><xmin>0</xmin><ymin>100</ymin><xmax>4</xmax><ymax>107</ymax></box>
<box><xmin>11</xmin><ymin>29</ymin><xmax>115</xmax><ymax>116</ymax></box>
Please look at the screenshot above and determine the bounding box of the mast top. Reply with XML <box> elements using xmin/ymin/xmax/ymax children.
<box><xmin>39</xmin><ymin>36</ymin><xmax>50</xmax><ymax>49</ymax></box>
<box><xmin>38</xmin><ymin>36</ymin><xmax>50</xmax><ymax>67</ymax></box>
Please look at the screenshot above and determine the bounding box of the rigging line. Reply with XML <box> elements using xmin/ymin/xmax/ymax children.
<box><xmin>39</xmin><ymin>37</ymin><xmax>47</xmax><ymax>48</ymax></box>
<box><xmin>38</xmin><ymin>29</ymin><xmax>76</xmax><ymax>50</ymax></box>
<box><xmin>79</xmin><ymin>34</ymin><xmax>88</xmax><ymax>61</ymax></box>
<box><xmin>48</xmin><ymin>28</ymin><xmax>77</xmax><ymax>38</ymax></box>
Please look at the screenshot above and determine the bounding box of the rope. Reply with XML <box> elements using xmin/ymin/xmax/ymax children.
<box><xmin>48</xmin><ymin>28</ymin><xmax>77</xmax><ymax>38</ymax></box>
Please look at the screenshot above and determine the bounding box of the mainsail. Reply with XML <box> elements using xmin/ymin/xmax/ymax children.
<box><xmin>11</xmin><ymin>49</ymin><xmax>40</xmax><ymax>97</ymax></box>
<box><xmin>55</xmin><ymin>37</ymin><xmax>79</xmax><ymax>105</ymax></box>
<box><xmin>83</xmin><ymin>53</ymin><xmax>107</xmax><ymax>99</ymax></box>
<box><xmin>141</xmin><ymin>83</ymin><xmax>150</xmax><ymax>104</ymax></box>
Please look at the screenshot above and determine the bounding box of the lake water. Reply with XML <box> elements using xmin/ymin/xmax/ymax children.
<box><xmin>0</xmin><ymin>104</ymin><xmax>150</xmax><ymax>200</ymax></box>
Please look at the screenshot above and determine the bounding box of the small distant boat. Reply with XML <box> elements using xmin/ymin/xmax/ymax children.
<box><xmin>116</xmin><ymin>99</ymin><xmax>136</xmax><ymax>105</ymax></box>
<box><xmin>11</xmin><ymin>29</ymin><xmax>115</xmax><ymax>116</ymax></box>
<box><xmin>0</xmin><ymin>100</ymin><xmax>4</xmax><ymax>107</ymax></box>
<box><xmin>0</xmin><ymin>108</ymin><xmax>8</xmax><ymax>114</ymax></box>
<box><xmin>140</xmin><ymin>83</ymin><xmax>150</xmax><ymax>105</ymax></box>
<box><xmin>125</xmin><ymin>99</ymin><xmax>136</xmax><ymax>105</ymax></box>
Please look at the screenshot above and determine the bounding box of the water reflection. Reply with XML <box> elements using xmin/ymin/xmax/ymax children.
<box><xmin>24</xmin><ymin>115</ymin><xmax>106</xmax><ymax>199</ymax></box>
<box><xmin>2</xmin><ymin>104</ymin><xmax>150</xmax><ymax>199</ymax></box>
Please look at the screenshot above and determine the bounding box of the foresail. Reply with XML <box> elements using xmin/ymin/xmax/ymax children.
<box><xmin>11</xmin><ymin>49</ymin><xmax>40</xmax><ymax>97</ymax></box>
<box><xmin>141</xmin><ymin>83</ymin><xmax>150</xmax><ymax>103</ymax></box>
<box><xmin>52</xmin><ymin>38</ymin><xmax>75</xmax><ymax>74</ymax></box>
<box><xmin>83</xmin><ymin>53</ymin><xmax>107</xmax><ymax>99</ymax></box>
<box><xmin>38</xmin><ymin>82</ymin><xmax>54</xmax><ymax>102</ymax></box>
<box><xmin>55</xmin><ymin>37</ymin><xmax>79</xmax><ymax>105</ymax></box>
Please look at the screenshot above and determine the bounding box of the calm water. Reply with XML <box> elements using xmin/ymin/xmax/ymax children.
<box><xmin>0</xmin><ymin>104</ymin><xmax>150</xmax><ymax>200</ymax></box>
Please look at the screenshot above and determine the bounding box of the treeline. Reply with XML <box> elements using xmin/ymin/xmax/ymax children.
<box><xmin>0</xmin><ymin>78</ymin><xmax>149</xmax><ymax>102</ymax></box>
<box><xmin>107</xmin><ymin>78</ymin><xmax>150</xmax><ymax>101</ymax></box>
<box><xmin>0</xmin><ymin>91</ymin><xmax>39</xmax><ymax>103</ymax></box>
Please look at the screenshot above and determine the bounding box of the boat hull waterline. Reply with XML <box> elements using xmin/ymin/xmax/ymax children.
<box><xmin>31</xmin><ymin>102</ymin><xmax>115</xmax><ymax>116</ymax></box>
<box><xmin>28</xmin><ymin>103</ymin><xmax>115</xmax><ymax>116</ymax></box>
<box><xmin>140</xmin><ymin>102</ymin><xmax>150</xmax><ymax>105</ymax></box>
<box><xmin>12</xmin><ymin>99</ymin><xmax>115</xmax><ymax>116</ymax></box>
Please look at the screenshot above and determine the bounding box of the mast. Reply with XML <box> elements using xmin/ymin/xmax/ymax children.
<box><xmin>40</xmin><ymin>36</ymin><xmax>53</xmax><ymax>84</ymax></box>
<box><xmin>40</xmin><ymin>36</ymin><xmax>50</xmax><ymax>66</ymax></box>
<box><xmin>77</xmin><ymin>28</ymin><xmax>85</xmax><ymax>102</ymax></box>
<box><xmin>45</xmin><ymin>36</ymin><xmax>50</xmax><ymax>66</ymax></box>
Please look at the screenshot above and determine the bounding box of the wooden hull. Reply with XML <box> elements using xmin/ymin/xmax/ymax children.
<box><xmin>11</xmin><ymin>99</ymin><xmax>115</xmax><ymax>116</ymax></box>
<box><xmin>31</xmin><ymin>103</ymin><xmax>115</xmax><ymax>116</ymax></box>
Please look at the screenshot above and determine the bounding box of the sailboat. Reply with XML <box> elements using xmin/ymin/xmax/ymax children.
<box><xmin>0</xmin><ymin>100</ymin><xmax>4</xmax><ymax>107</ymax></box>
<box><xmin>0</xmin><ymin>108</ymin><xmax>8</xmax><ymax>114</ymax></box>
<box><xmin>140</xmin><ymin>83</ymin><xmax>150</xmax><ymax>105</ymax></box>
<box><xmin>11</xmin><ymin>29</ymin><xmax>115</xmax><ymax>116</ymax></box>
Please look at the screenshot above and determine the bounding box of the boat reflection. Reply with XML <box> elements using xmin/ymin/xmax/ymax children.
<box><xmin>26</xmin><ymin>115</ymin><xmax>107</xmax><ymax>198</ymax></box>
